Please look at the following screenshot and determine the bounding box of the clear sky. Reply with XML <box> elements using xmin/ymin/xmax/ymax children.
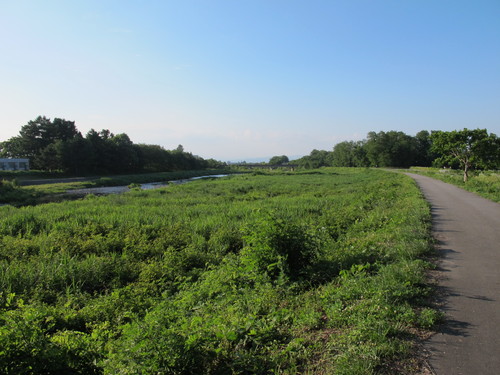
<box><xmin>1</xmin><ymin>0</ymin><xmax>499</xmax><ymax>161</ymax></box>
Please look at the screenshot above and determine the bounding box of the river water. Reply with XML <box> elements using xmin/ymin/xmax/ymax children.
<box><xmin>65</xmin><ymin>174</ymin><xmax>228</xmax><ymax>196</ymax></box>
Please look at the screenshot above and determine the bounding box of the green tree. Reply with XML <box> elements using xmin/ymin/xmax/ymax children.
<box><xmin>269</xmin><ymin>155</ymin><xmax>289</xmax><ymax>165</ymax></box>
<box><xmin>331</xmin><ymin>141</ymin><xmax>368</xmax><ymax>167</ymax></box>
<box><xmin>109</xmin><ymin>133</ymin><xmax>140</xmax><ymax>173</ymax></box>
<box><xmin>205</xmin><ymin>158</ymin><xmax>227</xmax><ymax>169</ymax></box>
<box><xmin>59</xmin><ymin>134</ymin><xmax>93</xmax><ymax>175</ymax></box>
<box><xmin>2</xmin><ymin>117</ymin><xmax>223</xmax><ymax>175</ymax></box>
<box><xmin>431</xmin><ymin>128</ymin><xmax>500</xmax><ymax>182</ymax></box>
<box><xmin>0</xmin><ymin>137</ymin><xmax>25</xmax><ymax>158</ymax></box>
<box><xmin>136</xmin><ymin>144</ymin><xmax>173</xmax><ymax>172</ymax></box>
<box><xmin>364</xmin><ymin>131</ymin><xmax>418</xmax><ymax>168</ymax></box>
<box><xmin>296</xmin><ymin>150</ymin><xmax>332</xmax><ymax>169</ymax></box>
<box><xmin>37</xmin><ymin>141</ymin><xmax>65</xmax><ymax>171</ymax></box>
<box><xmin>1</xmin><ymin>116</ymin><xmax>79</xmax><ymax>169</ymax></box>
<box><xmin>39</xmin><ymin>117</ymin><xmax>79</xmax><ymax>144</ymax></box>
<box><xmin>85</xmin><ymin>129</ymin><xmax>120</xmax><ymax>173</ymax></box>
<box><xmin>414</xmin><ymin>130</ymin><xmax>434</xmax><ymax>167</ymax></box>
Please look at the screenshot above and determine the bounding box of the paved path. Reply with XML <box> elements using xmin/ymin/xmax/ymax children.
<box><xmin>406</xmin><ymin>174</ymin><xmax>500</xmax><ymax>375</ymax></box>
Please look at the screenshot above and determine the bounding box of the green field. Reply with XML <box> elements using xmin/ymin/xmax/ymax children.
<box><xmin>0</xmin><ymin>168</ymin><xmax>437</xmax><ymax>374</ymax></box>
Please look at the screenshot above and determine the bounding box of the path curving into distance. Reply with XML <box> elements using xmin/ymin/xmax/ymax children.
<box><xmin>406</xmin><ymin>173</ymin><xmax>500</xmax><ymax>375</ymax></box>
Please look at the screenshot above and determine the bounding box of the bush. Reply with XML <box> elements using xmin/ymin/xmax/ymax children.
<box><xmin>241</xmin><ymin>214</ymin><xmax>321</xmax><ymax>281</ymax></box>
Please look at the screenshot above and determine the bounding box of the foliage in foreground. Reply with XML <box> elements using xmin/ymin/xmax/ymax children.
<box><xmin>409</xmin><ymin>167</ymin><xmax>500</xmax><ymax>203</ymax></box>
<box><xmin>0</xmin><ymin>169</ymin><xmax>436</xmax><ymax>374</ymax></box>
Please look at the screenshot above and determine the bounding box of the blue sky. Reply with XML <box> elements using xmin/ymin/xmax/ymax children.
<box><xmin>1</xmin><ymin>0</ymin><xmax>499</xmax><ymax>161</ymax></box>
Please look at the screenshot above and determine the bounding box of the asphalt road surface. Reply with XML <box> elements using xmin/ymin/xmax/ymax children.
<box><xmin>407</xmin><ymin>174</ymin><xmax>500</xmax><ymax>375</ymax></box>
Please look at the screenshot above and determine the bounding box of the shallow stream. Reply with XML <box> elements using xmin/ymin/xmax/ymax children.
<box><xmin>65</xmin><ymin>174</ymin><xmax>228</xmax><ymax>196</ymax></box>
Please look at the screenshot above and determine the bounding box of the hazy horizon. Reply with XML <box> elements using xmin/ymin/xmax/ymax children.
<box><xmin>1</xmin><ymin>1</ymin><xmax>499</xmax><ymax>161</ymax></box>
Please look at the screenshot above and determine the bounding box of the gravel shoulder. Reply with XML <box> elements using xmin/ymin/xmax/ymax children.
<box><xmin>407</xmin><ymin>173</ymin><xmax>500</xmax><ymax>375</ymax></box>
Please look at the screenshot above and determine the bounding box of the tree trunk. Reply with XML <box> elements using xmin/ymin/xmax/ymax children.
<box><xmin>463</xmin><ymin>164</ymin><xmax>469</xmax><ymax>182</ymax></box>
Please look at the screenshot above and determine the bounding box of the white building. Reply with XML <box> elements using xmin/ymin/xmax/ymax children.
<box><xmin>0</xmin><ymin>158</ymin><xmax>30</xmax><ymax>171</ymax></box>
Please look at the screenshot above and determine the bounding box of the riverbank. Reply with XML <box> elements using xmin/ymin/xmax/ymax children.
<box><xmin>1</xmin><ymin>170</ymin><xmax>229</xmax><ymax>207</ymax></box>
<box><xmin>64</xmin><ymin>174</ymin><xmax>229</xmax><ymax>196</ymax></box>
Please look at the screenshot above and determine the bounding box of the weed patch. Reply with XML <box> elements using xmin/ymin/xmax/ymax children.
<box><xmin>0</xmin><ymin>168</ymin><xmax>435</xmax><ymax>373</ymax></box>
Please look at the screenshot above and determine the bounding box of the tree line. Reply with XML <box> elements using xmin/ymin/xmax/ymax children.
<box><xmin>3</xmin><ymin>118</ymin><xmax>498</xmax><ymax>181</ymax></box>
<box><xmin>0</xmin><ymin>116</ymin><xmax>225</xmax><ymax>175</ymax></box>
<box><xmin>293</xmin><ymin>129</ymin><xmax>499</xmax><ymax>181</ymax></box>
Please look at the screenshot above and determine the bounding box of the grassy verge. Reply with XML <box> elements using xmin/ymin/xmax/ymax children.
<box><xmin>407</xmin><ymin>167</ymin><xmax>500</xmax><ymax>203</ymax></box>
<box><xmin>0</xmin><ymin>170</ymin><xmax>69</xmax><ymax>182</ymax></box>
<box><xmin>0</xmin><ymin>168</ymin><xmax>437</xmax><ymax>374</ymax></box>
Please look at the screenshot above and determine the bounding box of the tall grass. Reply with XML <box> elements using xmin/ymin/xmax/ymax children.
<box><xmin>0</xmin><ymin>168</ymin><xmax>436</xmax><ymax>374</ymax></box>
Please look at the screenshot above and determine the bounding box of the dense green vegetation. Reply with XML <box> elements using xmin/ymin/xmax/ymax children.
<box><xmin>0</xmin><ymin>169</ymin><xmax>437</xmax><ymax>374</ymax></box>
<box><xmin>409</xmin><ymin>167</ymin><xmax>500</xmax><ymax>203</ymax></box>
<box><xmin>0</xmin><ymin>180</ymin><xmax>40</xmax><ymax>207</ymax></box>
<box><xmin>0</xmin><ymin>116</ymin><xmax>225</xmax><ymax>174</ymax></box>
<box><xmin>268</xmin><ymin>155</ymin><xmax>290</xmax><ymax>165</ymax></box>
<box><xmin>295</xmin><ymin>131</ymin><xmax>434</xmax><ymax>169</ymax></box>
<box><xmin>294</xmin><ymin>129</ymin><xmax>499</xmax><ymax>172</ymax></box>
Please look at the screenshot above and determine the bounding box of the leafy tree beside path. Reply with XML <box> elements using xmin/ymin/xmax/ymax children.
<box><xmin>430</xmin><ymin>128</ymin><xmax>500</xmax><ymax>182</ymax></box>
